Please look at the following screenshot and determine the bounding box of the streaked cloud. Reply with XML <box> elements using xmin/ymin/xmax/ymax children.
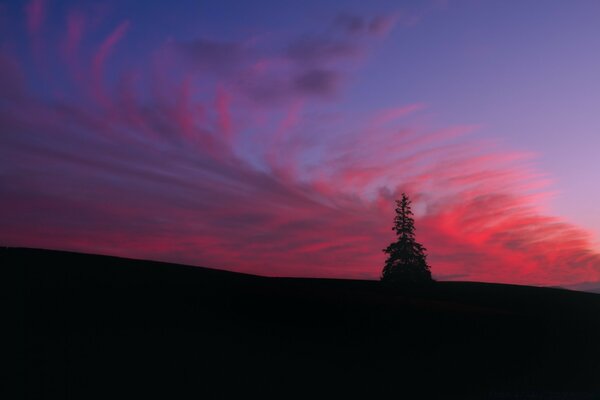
<box><xmin>1</xmin><ymin>1</ymin><xmax>599</xmax><ymax>287</ymax></box>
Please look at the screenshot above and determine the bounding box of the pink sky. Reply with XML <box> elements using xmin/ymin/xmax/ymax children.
<box><xmin>1</xmin><ymin>0</ymin><xmax>599</xmax><ymax>288</ymax></box>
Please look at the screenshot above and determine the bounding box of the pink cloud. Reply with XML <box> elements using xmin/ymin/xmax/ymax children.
<box><xmin>91</xmin><ymin>20</ymin><xmax>130</xmax><ymax>104</ymax></box>
<box><xmin>62</xmin><ymin>9</ymin><xmax>86</xmax><ymax>79</ymax></box>
<box><xmin>215</xmin><ymin>87</ymin><xmax>233</xmax><ymax>143</ymax></box>
<box><xmin>1</xmin><ymin>4</ymin><xmax>599</xmax><ymax>288</ymax></box>
<box><xmin>26</xmin><ymin>0</ymin><xmax>45</xmax><ymax>38</ymax></box>
<box><xmin>419</xmin><ymin>192</ymin><xmax>600</xmax><ymax>285</ymax></box>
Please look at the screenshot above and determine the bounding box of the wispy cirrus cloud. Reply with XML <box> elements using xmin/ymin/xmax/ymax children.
<box><xmin>1</xmin><ymin>1</ymin><xmax>599</xmax><ymax>287</ymax></box>
<box><xmin>61</xmin><ymin>9</ymin><xmax>86</xmax><ymax>79</ymax></box>
<box><xmin>91</xmin><ymin>20</ymin><xmax>130</xmax><ymax>103</ymax></box>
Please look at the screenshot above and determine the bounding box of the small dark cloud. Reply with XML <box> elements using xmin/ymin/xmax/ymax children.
<box><xmin>286</xmin><ymin>36</ymin><xmax>359</xmax><ymax>65</ymax></box>
<box><xmin>293</xmin><ymin>69</ymin><xmax>341</xmax><ymax>97</ymax></box>
<box><xmin>171</xmin><ymin>14</ymin><xmax>397</xmax><ymax>105</ymax></box>
<box><xmin>335</xmin><ymin>13</ymin><xmax>366</xmax><ymax>34</ymax></box>
<box><xmin>334</xmin><ymin>12</ymin><xmax>398</xmax><ymax>36</ymax></box>
<box><xmin>177</xmin><ymin>38</ymin><xmax>247</xmax><ymax>75</ymax></box>
<box><xmin>368</xmin><ymin>15</ymin><xmax>397</xmax><ymax>35</ymax></box>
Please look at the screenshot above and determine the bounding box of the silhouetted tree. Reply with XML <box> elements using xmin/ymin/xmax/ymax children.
<box><xmin>381</xmin><ymin>193</ymin><xmax>433</xmax><ymax>283</ymax></box>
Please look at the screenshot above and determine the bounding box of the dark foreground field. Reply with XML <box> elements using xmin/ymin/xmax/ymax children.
<box><xmin>8</xmin><ymin>248</ymin><xmax>600</xmax><ymax>399</ymax></box>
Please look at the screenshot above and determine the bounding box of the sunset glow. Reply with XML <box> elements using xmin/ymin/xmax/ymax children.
<box><xmin>2</xmin><ymin>0</ymin><xmax>600</xmax><ymax>288</ymax></box>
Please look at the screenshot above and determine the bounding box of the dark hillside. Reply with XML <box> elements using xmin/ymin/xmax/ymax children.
<box><xmin>8</xmin><ymin>247</ymin><xmax>600</xmax><ymax>399</ymax></box>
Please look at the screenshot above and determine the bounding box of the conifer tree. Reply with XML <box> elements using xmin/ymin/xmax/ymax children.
<box><xmin>381</xmin><ymin>193</ymin><xmax>433</xmax><ymax>283</ymax></box>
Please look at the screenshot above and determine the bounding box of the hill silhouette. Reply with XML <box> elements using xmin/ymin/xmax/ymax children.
<box><xmin>8</xmin><ymin>247</ymin><xmax>600</xmax><ymax>399</ymax></box>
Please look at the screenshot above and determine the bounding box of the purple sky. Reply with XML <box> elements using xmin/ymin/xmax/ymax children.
<box><xmin>1</xmin><ymin>0</ymin><xmax>600</xmax><ymax>289</ymax></box>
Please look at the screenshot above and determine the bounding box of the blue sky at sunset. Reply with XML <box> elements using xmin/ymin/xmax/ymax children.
<box><xmin>1</xmin><ymin>0</ymin><xmax>600</xmax><ymax>288</ymax></box>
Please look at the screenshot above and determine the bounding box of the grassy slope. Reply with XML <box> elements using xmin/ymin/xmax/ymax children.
<box><xmin>8</xmin><ymin>247</ymin><xmax>600</xmax><ymax>399</ymax></box>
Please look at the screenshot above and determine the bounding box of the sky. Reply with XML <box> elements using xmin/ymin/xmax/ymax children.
<box><xmin>1</xmin><ymin>0</ymin><xmax>600</xmax><ymax>289</ymax></box>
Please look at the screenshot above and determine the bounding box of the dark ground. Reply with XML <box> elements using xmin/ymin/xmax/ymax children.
<box><xmin>7</xmin><ymin>247</ymin><xmax>600</xmax><ymax>399</ymax></box>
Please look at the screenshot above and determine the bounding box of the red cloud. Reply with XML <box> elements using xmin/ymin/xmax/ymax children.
<box><xmin>1</xmin><ymin>5</ymin><xmax>599</xmax><ymax>288</ymax></box>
